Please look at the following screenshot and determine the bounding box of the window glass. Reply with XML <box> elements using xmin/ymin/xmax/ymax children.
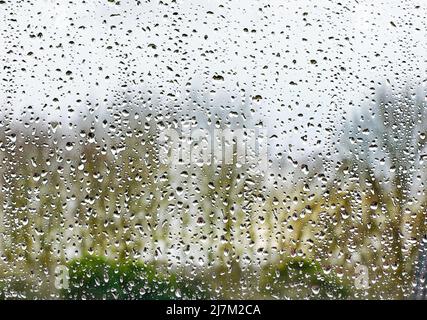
<box><xmin>0</xmin><ymin>0</ymin><xmax>426</xmax><ymax>299</ymax></box>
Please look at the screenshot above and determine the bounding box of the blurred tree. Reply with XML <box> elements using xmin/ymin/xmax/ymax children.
<box><xmin>336</xmin><ymin>85</ymin><xmax>427</xmax><ymax>298</ymax></box>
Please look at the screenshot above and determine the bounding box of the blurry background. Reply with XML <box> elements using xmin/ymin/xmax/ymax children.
<box><xmin>0</xmin><ymin>0</ymin><xmax>426</xmax><ymax>299</ymax></box>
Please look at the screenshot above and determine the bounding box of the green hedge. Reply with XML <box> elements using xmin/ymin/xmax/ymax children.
<box><xmin>261</xmin><ymin>257</ymin><xmax>352</xmax><ymax>299</ymax></box>
<box><xmin>62</xmin><ymin>256</ymin><xmax>209</xmax><ymax>300</ymax></box>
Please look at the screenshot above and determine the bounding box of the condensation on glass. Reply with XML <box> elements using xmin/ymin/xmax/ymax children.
<box><xmin>0</xmin><ymin>0</ymin><xmax>426</xmax><ymax>299</ymax></box>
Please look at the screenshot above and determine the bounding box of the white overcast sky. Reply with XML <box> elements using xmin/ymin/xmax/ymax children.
<box><xmin>1</xmin><ymin>0</ymin><xmax>426</xmax><ymax>157</ymax></box>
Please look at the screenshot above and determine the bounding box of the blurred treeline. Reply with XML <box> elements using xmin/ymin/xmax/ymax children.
<box><xmin>0</xmin><ymin>86</ymin><xmax>426</xmax><ymax>299</ymax></box>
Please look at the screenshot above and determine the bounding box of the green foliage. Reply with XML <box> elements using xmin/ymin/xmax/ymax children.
<box><xmin>62</xmin><ymin>256</ymin><xmax>210</xmax><ymax>300</ymax></box>
<box><xmin>0</xmin><ymin>88</ymin><xmax>424</xmax><ymax>299</ymax></box>
<box><xmin>261</xmin><ymin>258</ymin><xmax>351</xmax><ymax>299</ymax></box>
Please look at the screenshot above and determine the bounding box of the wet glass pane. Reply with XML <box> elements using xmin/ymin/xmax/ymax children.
<box><xmin>0</xmin><ymin>0</ymin><xmax>426</xmax><ymax>300</ymax></box>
